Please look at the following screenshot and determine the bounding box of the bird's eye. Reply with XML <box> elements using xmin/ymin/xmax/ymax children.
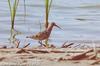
<box><xmin>35</xmin><ymin>35</ymin><xmax>38</xmax><ymax>37</ymax></box>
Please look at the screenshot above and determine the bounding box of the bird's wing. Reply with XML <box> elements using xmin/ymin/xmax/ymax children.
<box><xmin>37</xmin><ymin>31</ymin><xmax>49</xmax><ymax>37</ymax></box>
<box><xmin>36</xmin><ymin>32</ymin><xmax>43</xmax><ymax>37</ymax></box>
<box><xmin>38</xmin><ymin>30</ymin><xmax>48</xmax><ymax>35</ymax></box>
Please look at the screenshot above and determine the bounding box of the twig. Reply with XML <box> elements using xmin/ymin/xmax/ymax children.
<box><xmin>67</xmin><ymin>49</ymin><xmax>93</xmax><ymax>60</ymax></box>
<box><xmin>0</xmin><ymin>45</ymin><xmax>7</xmax><ymax>49</ymax></box>
<box><xmin>0</xmin><ymin>57</ymin><xmax>6</xmax><ymax>61</ymax></box>
<box><xmin>17</xmin><ymin>48</ymin><xmax>66</xmax><ymax>54</ymax></box>
<box><xmin>83</xmin><ymin>49</ymin><xmax>93</xmax><ymax>54</ymax></box>
<box><xmin>16</xmin><ymin>49</ymin><xmax>29</xmax><ymax>53</ymax></box>
<box><xmin>15</xmin><ymin>40</ymin><xmax>20</xmax><ymax>48</ymax></box>
<box><xmin>28</xmin><ymin>49</ymin><xmax>50</xmax><ymax>53</ymax></box>
<box><xmin>73</xmin><ymin>44</ymin><xmax>81</xmax><ymax>48</ymax></box>
<box><xmin>23</xmin><ymin>43</ymin><xmax>30</xmax><ymax>48</ymax></box>
<box><xmin>61</xmin><ymin>41</ymin><xmax>67</xmax><ymax>48</ymax></box>
<box><xmin>61</xmin><ymin>42</ymin><xmax>74</xmax><ymax>48</ymax></box>
<box><xmin>51</xmin><ymin>50</ymin><xmax>65</xmax><ymax>53</ymax></box>
<box><xmin>68</xmin><ymin>53</ymin><xmax>86</xmax><ymax>60</ymax></box>
<box><xmin>88</xmin><ymin>54</ymin><xmax>97</xmax><ymax>60</ymax></box>
<box><xmin>91</xmin><ymin>59</ymin><xmax>100</xmax><ymax>65</ymax></box>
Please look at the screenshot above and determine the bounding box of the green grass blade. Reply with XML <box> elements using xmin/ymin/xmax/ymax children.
<box><xmin>45</xmin><ymin>0</ymin><xmax>49</xmax><ymax>28</ymax></box>
<box><xmin>45</xmin><ymin>0</ymin><xmax>53</xmax><ymax>29</ymax></box>
<box><xmin>8</xmin><ymin>0</ymin><xmax>13</xmax><ymax>25</ymax></box>
<box><xmin>48</xmin><ymin>0</ymin><xmax>52</xmax><ymax>16</ymax></box>
<box><xmin>8</xmin><ymin>0</ymin><xmax>19</xmax><ymax>45</ymax></box>
<box><xmin>11</xmin><ymin>0</ymin><xmax>19</xmax><ymax>29</ymax></box>
<box><xmin>45</xmin><ymin>0</ymin><xmax>53</xmax><ymax>47</ymax></box>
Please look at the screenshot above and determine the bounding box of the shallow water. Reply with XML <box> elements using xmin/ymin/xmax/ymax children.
<box><xmin>0</xmin><ymin>0</ymin><xmax>100</xmax><ymax>47</ymax></box>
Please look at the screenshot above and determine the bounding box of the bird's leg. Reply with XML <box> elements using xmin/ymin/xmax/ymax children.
<box><xmin>38</xmin><ymin>41</ymin><xmax>43</xmax><ymax>46</ymax></box>
<box><xmin>45</xmin><ymin>39</ymin><xmax>49</xmax><ymax>47</ymax></box>
<box><xmin>38</xmin><ymin>41</ymin><xmax>46</xmax><ymax>47</ymax></box>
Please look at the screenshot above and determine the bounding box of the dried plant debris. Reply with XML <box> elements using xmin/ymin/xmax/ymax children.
<box><xmin>0</xmin><ymin>57</ymin><xmax>6</xmax><ymax>61</ymax></box>
<box><xmin>90</xmin><ymin>59</ymin><xmax>100</xmax><ymax>65</ymax></box>
<box><xmin>23</xmin><ymin>43</ymin><xmax>30</xmax><ymax>48</ymax></box>
<box><xmin>61</xmin><ymin>42</ymin><xmax>74</xmax><ymax>48</ymax></box>
<box><xmin>16</xmin><ymin>49</ymin><xmax>29</xmax><ymax>53</ymax></box>
<box><xmin>0</xmin><ymin>44</ymin><xmax>7</xmax><ymax>49</ymax></box>
<box><xmin>15</xmin><ymin>40</ymin><xmax>20</xmax><ymax>48</ymax></box>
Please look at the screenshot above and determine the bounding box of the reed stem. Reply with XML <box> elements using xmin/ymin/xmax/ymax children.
<box><xmin>8</xmin><ymin>0</ymin><xmax>19</xmax><ymax>45</ymax></box>
<box><xmin>45</xmin><ymin>0</ymin><xmax>52</xmax><ymax>47</ymax></box>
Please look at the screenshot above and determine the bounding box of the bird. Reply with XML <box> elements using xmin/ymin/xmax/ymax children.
<box><xmin>26</xmin><ymin>22</ymin><xmax>61</xmax><ymax>47</ymax></box>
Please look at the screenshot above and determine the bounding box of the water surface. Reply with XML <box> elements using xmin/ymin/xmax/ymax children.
<box><xmin>0</xmin><ymin>0</ymin><xmax>100</xmax><ymax>47</ymax></box>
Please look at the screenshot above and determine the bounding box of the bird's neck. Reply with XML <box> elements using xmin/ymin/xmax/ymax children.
<box><xmin>46</xmin><ymin>24</ymin><xmax>54</xmax><ymax>33</ymax></box>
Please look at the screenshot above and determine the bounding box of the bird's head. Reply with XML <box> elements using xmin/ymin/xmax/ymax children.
<box><xmin>51</xmin><ymin>22</ymin><xmax>62</xmax><ymax>29</ymax></box>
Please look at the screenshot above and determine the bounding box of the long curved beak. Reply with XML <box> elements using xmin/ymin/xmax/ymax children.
<box><xmin>55</xmin><ymin>24</ymin><xmax>62</xmax><ymax>29</ymax></box>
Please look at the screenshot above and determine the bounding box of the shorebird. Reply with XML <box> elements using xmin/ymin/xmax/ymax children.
<box><xmin>26</xmin><ymin>22</ymin><xmax>61</xmax><ymax>46</ymax></box>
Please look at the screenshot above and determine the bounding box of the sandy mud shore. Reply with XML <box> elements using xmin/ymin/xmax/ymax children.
<box><xmin>0</xmin><ymin>48</ymin><xmax>99</xmax><ymax>66</ymax></box>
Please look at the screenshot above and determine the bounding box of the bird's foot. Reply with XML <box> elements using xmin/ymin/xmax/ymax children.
<box><xmin>38</xmin><ymin>41</ymin><xmax>46</xmax><ymax>48</ymax></box>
